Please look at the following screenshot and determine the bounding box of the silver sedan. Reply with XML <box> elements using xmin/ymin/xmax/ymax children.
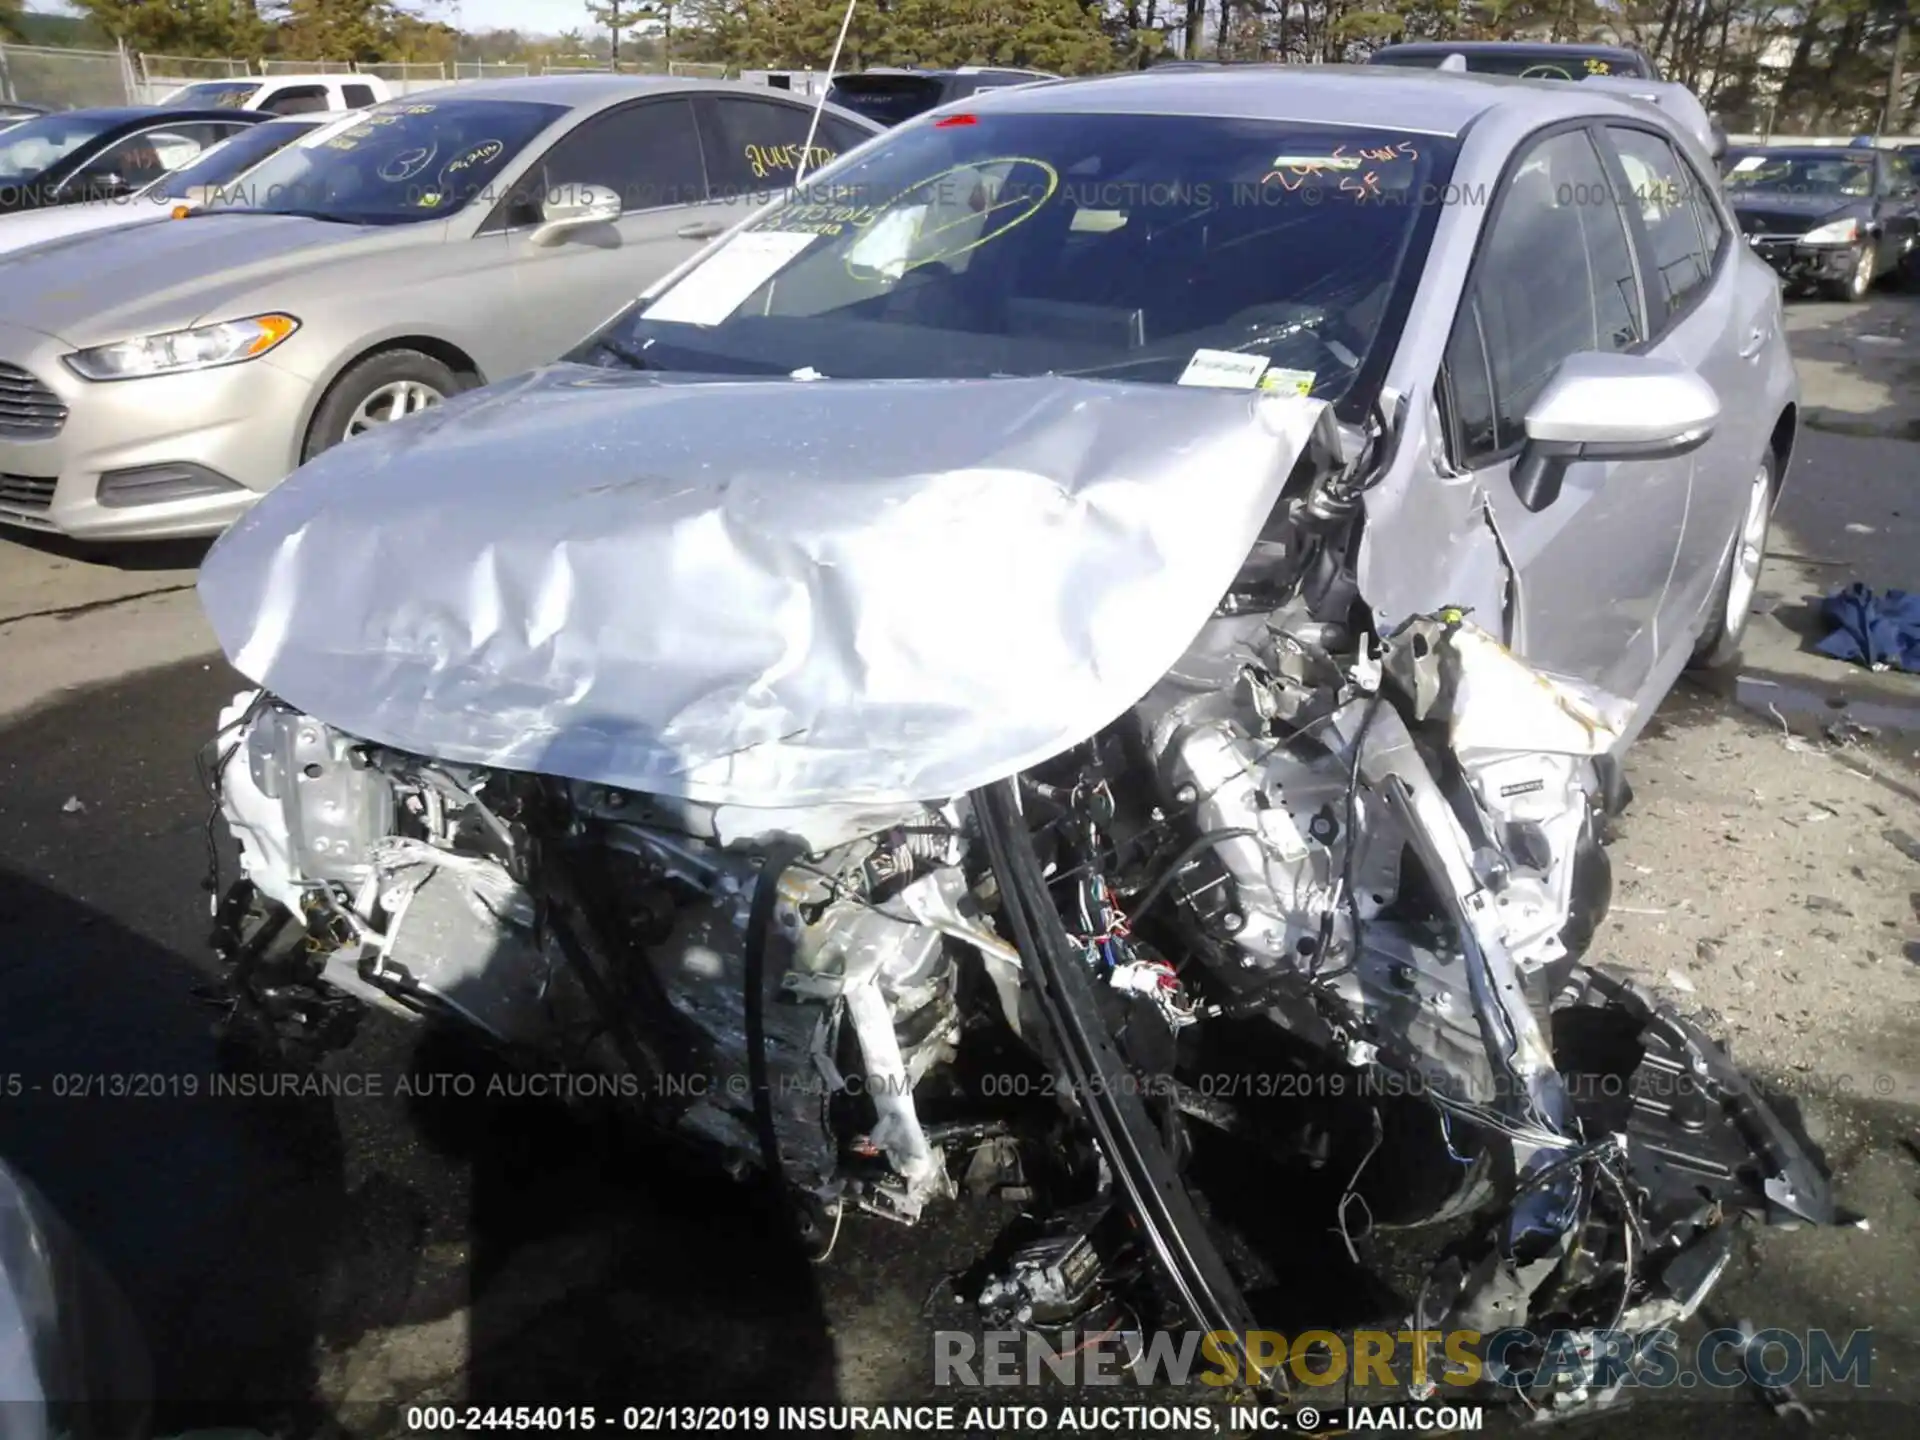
<box><xmin>0</xmin><ymin>75</ymin><xmax>880</xmax><ymax>541</ymax></box>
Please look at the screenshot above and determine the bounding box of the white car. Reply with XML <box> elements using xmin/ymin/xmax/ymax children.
<box><xmin>0</xmin><ymin>112</ymin><xmax>349</xmax><ymax>259</ymax></box>
<box><xmin>158</xmin><ymin>73</ymin><xmax>392</xmax><ymax>115</ymax></box>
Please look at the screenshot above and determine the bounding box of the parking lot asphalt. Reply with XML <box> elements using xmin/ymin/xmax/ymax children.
<box><xmin>0</xmin><ymin>297</ymin><xmax>1917</xmax><ymax>1436</ymax></box>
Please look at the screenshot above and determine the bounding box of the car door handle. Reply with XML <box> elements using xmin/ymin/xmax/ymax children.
<box><xmin>1738</xmin><ymin>325</ymin><xmax>1768</xmax><ymax>360</ymax></box>
<box><xmin>676</xmin><ymin>221</ymin><xmax>724</xmax><ymax>240</ymax></box>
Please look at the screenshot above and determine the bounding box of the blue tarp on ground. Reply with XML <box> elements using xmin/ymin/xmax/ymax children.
<box><xmin>1815</xmin><ymin>583</ymin><xmax>1920</xmax><ymax>673</ymax></box>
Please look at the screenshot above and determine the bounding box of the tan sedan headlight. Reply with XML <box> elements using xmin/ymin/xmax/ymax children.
<box><xmin>63</xmin><ymin>313</ymin><xmax>300</xmax><ymax>382</ymax></box>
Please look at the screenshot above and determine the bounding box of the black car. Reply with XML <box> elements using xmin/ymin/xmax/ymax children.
<box><xmin>1366</xmin><ymin>40</ymin><xmax>1659</xmax><ymax>80</ymax></box>
<box><xmin>0</xmin><ymin>105</ymin><xmax>267</xmax><ymax>215</ymax></box>
<box><xmin>823</xmin><ymin>67</ymin><xmax>1057</xmax><ymax>127</ymax></box>
<box><xmin>1722</xmin><ymin>145</ymin><xmax>1920</xmax><ymax>299</ymax></box>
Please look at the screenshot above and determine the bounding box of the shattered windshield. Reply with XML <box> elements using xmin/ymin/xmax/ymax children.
<box><xmin>1723</xmin><ymin>151</ymin><xmax>1874</xmax><ymax>196</ymax></box>
<box><xmin>574</xmin><ymin>112</ymin><xmax>1457</xmax><ymax>407</ymax></box>
<box><xmin>209</xmin><ymin>98</ymin><xmax>564</xmax><ymax>224</ymax></box>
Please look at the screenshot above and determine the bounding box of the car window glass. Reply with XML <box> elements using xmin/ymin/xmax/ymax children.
<box><xmin>519</xmin><ymin>98</ymin><xmax>706</xmax><ymax>220</ymax></box>
<box><xmin>822</xmin><ymin>76</ymin><xmax>947</xmax><ymax>127</ymax></box>
<box><xmin>261</xmin><ymin>86</ymin><xmax>331</xmax><ymax>116</ymax></box>
<box><xmin>702</xmin><ymin>97</ymin><xmax>853</xmax><ymax>196</ymax></box>
<box><xmin>1444</xmin><ymin>128</ymin><xmax>1643</xmax><ymax>465</ymax></box>
<box><xmin>343</xmin><ymin>85</ymin><xmax>377</xmax><ymax>108</ymax></box>
<box><xmin>0</xmin><ymin>111</ymin><xmax>122</xmax><ymax>181</ymax></box>
<box><xmin>148</xmin><ymin>121</ymin><xmax>314</xmax><ymax>200</ymax></box>
<box><xmin>160</xmin><ymin>81</ymin><xmax>259</xmax><ymax>110</ymax></box>
<box><xmin>580</xmin><ymin>114</ymin><xmax>1458</xmax><ymax>410</ymax></box>
<box><xmin>215</xmin><ymin>98</ymin><xmax>566</xmax><ymax>224</ymax></box>
<box><xmin>1689</xmin><ymin>171</ymin><xmax>1726</xmax><ymax>255</ymax></box>
<box><xmin>1606</xmin><ymin>127</ymin><xmax>1714</xmax><ymax>320</ymax></box>
<box><xmin>68</xmin><ymin>124</ymin><xmax>230</xmax><ymax>192</ymax></box>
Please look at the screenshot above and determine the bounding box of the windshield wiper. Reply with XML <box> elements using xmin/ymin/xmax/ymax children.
<box><xmin>590</xmin><ymin>336</ymin><xmax>658</xmax><ymax>372</ymax></box>
<box><xmin>195</xmin><ymin>207</ymin><xmax>364</xmax><ymax>224</ymax></box>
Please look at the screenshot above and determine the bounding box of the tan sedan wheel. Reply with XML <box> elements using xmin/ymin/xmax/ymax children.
<box><xmin>303</xmin><ymin>349</ymin><xmax>458</xmax><ymax>464</ymax></box>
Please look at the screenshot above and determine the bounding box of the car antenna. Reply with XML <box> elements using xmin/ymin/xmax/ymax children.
<box><xmin>793</xmin><ymin>0</ymin><xmax>857</xmax><ymax>192</ymax></box>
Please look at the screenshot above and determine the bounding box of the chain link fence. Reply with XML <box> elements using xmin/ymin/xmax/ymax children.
<box><xmin>259</xmin><ymin>58</ymin><xmax>356</xmax><ymax>75</ymax></box>
<box><xmin>0</xmin><ymin>42</ymin><xmax>787</xmax><ymax>110</ymax></box>
<box><xmin>356</xmin><ymin>61</ymin><xmax>452</xmax><ymax>97</ymax></box>
<box><xmin>0</xmin><ymin>43</ymin><xmax>134</xmax><ymax>109</ymax></box>
<box><xmin>454</xmin><ymin>61</ymin><xmax>531</xmax><ymax>80</ymax></box>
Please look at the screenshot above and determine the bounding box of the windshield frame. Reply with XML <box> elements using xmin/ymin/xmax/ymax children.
<box><xmin>572</xmin><ymin>109</ymin><xmax>1459</xmax><ymax>425</ymax></box>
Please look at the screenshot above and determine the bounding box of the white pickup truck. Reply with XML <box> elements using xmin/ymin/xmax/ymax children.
<box><xmin>157</xmin><ymin>73</ymin><xmax>393</xmax><ymax>116</ymax></box>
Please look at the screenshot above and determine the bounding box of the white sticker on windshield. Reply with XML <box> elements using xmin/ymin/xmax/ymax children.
<box><xmin>1731</xmin><ymin>156</ymin><xmax>1767</xmax><ymax>173</ymax></box>
<box><xmin>1178</xmin><ymin>349</ymin><xmax>1270</xmax><ymax>390</ymax></box>
<box><xmin>1257</xmin><ymin>367</ymin><xmax>1317</xmax><ymax>396</ymax></box>
<box><xmin>643</xmin><ymin>231</ymin><xmax>818</xmax><ymax>326</ymax></box>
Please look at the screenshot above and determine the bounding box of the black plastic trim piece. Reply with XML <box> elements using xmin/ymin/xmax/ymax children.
<box><xmin>973</xmin><ymin>780</ymin><xmax>1280</xmax><ymax>1393</ymax></box>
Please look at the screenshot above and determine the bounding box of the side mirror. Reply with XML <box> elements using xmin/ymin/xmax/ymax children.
<box><xmin>1708</xmin><ymin>119</ymin><xmax>1729</xmax><ymax>163</ymax></box>
<box><xmin>529</xmin><ymin>184</ymin><xmax>621</xmax><ymax>246</ymax></box>
<box><xmin>1511</xmin><ymin>351</ymin><xmax>1719</xmax><ymax>512</ymax></box>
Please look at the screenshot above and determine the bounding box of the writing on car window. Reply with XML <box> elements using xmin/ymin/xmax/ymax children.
<box><xmin>744</xmin><ymin>143</ymin><xmax>836</xmax><ymax>180</ymax></box>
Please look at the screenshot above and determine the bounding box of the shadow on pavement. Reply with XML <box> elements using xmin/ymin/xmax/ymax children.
<box><xmin>2</xmin><ymin>530</ymin><xmax>214</xmax><ymax>574</ymax></box>
<box><xmin>0</xmin><ymin>658</ymin><xmax>839</xmax><ymax>1427</ymax></box>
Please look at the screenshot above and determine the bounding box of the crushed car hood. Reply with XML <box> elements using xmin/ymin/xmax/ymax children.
<box><xmin>0</xmin><ymin>211</ymin><xmax>428</xmax><ymax>346</ymax></box>
<box><xmin>198</xmin><ymin>366</ymin><xmax>1327</xmax><ymax>808</ymax></box>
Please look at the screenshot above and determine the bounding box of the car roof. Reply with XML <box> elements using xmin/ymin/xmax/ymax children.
<box><xmin>966</xmin><ymin>62</ymin><xmax>1667</xmax><ymax>137</ymax></box>
<box><xmin>24</xmin><ymin>105</ymin><xmax>206</xmax><ymax>125</ymax></box>
<box><xmin>422</xmin><ymin>73</ymin><xmax>809</xmax><ymax>105</ymax></box>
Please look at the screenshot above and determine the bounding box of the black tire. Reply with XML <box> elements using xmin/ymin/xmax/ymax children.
<box><xmin>1820</xmin><ymin>243</ymin><xmax>1875</xmax><ymax>301</ymax></box>
<box><xmin>302</xmin><ymin>348</ymin><xmax>459</xmax><ymax>464</ymax></box>
<box><xmin>1690</xmin><ymin>449</ymin><xmax>1779</xmax><ymax>672</ymax></box>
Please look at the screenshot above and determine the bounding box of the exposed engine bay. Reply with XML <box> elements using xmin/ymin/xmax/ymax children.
<box><xmin>198</xmin><ymin>388</ymin><xmax>1839</xmax><ymax>1417</ymax></box>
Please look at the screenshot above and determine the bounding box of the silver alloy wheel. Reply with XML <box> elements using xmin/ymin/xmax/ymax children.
<box><xmin>343</xmin><ymin>380</ymin><xmax>442</xmax><ymax>440</ymax></box>
<box><xmin>1849</xmin><ymin>243</ymin><xmax>1875</xmax><ymax>299</ymax></box>
<box><xmin>1723</xmin><ymin>461</ymin><xmax>1773</xmax><ymax>638</ymax></box>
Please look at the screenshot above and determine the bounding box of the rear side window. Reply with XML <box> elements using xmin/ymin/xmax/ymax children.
<box><xmin>343</xmin><ymin>85</ymin><xmax>377</xmax><ymax>108</ymax></box>
<box><xmin>1443</xmin><ymin>128</ymin><xmax>1644</xmax><ymax>466</ymax></box>
<box><xmin>522</xmin><ymin>97</ymin><xmax>707</xmax><ymax>217</ymax></box>
<box><xmin>700</xmin><ymin>97</ymin><xmax>861</xmax><ymax>196</ymax></box>
<box><xmin>65</xmin><ymin>121</ymin><xmax>244</xmax><ymax>194</ymax></box>
<box><xmin>1603</xmin><ymin>126</ymin><xmax>1717</xmax><ymax>324</ymax></box>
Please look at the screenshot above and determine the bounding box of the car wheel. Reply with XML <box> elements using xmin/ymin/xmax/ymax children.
<box><xmin>302</xmin><ymin>349</ymin><xmax>456</xmax><ymax>463</ymax></box>
<box><xmin>1821</xmin><ymin>243</ymin><xmax>1875</xmax><ymax>301</ymax></box>
<box><xmin>1690</xmin><ymin>451</ymin><xmax>1777</xmax><ymax>672</ymax></box>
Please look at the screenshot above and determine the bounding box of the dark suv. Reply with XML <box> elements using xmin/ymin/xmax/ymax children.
<box><xmin>823</xmin><ymin>67</ymin><xmax>1056</xmax><ymax>127</ymax></box>
<box><xmin>1366</xmin><ymin>40</ymin><xmax>1659</xmax><ymax>81</ymax></box>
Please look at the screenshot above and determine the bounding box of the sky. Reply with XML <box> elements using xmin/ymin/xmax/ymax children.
<box><xmin>23</xmin><ymin>0</ymin><xmax>600</xmax><ymax>41</ymax></box>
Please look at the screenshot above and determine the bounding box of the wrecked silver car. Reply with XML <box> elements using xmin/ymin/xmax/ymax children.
<box><xmin>192</xmin><ymin>69</ymin><xmax>1835</xmax><ymax>1412</ymax></box>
